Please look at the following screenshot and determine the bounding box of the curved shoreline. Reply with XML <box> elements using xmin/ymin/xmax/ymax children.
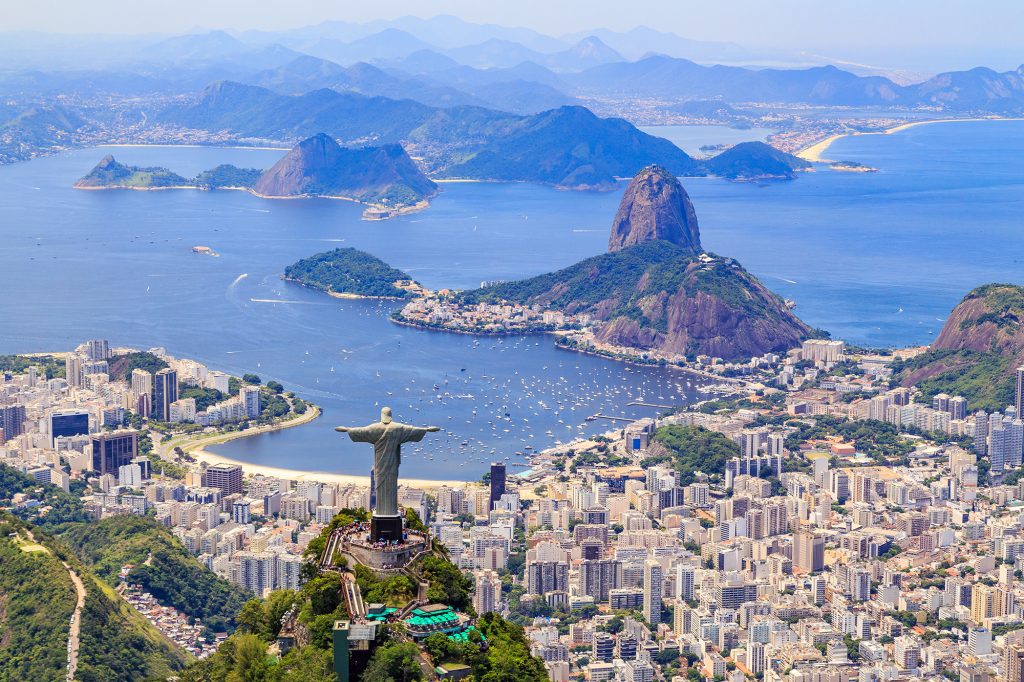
<box><xmin>74</xmin><ymin>182</ymin><xmax>434</xmax><ymax>220</ymax></box>
<box><xmin>797</xmin><ymin>117</ymin><xmax>1024</xmax><ymax>162</ymax></box>
<box><xmin>172</xmin><ymin>405</ymin><xmax>471</xmax><ymax>487</ymax></box>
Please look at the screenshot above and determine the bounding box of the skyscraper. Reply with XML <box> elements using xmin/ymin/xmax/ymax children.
<box><xmin>1005</xmin><ymin>642</ymin><xmax>1024</xmax><ymax>682</ymax></box>
<box><xmin>153</xmin><ymin>368</ymin><xmax>178</xmax><ymax>422</ymax></box>
<box><xmin>91</xmin><ymin>430</ymin><xmax>139</xmax><ymax>475</ymax></box>
<box><xmin>793</xmin><ymin>530</ymin><xmax>825</xmax><ymax>573</ymax></box>
<box><xmin>489</xmin><ymin>462</ymin><xmax>506</xmax><ymax>511</ymax></box>
<box><xmin>676</xmin><ymin>565</ymin><xmax>695</xmax><ymax>601</ymax></box>
<box><xmin>643</xmin><ymin>560</ymin><xmax>663</xmax><ymax>626</ymax></box>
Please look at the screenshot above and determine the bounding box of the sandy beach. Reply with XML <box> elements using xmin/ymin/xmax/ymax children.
<box><xmin>188</xmin><ymin>445</ymin><xmax>472</xmax><ymax>489</ymax></box>
<box><xmin>168</xmin><ymin>404</ymin><xmax>473</xmax><ymax>489</ymax></box>
<box><xmin>797</xmin><ymin>117</ymin><xmax>1024</xmax><ymax>162</ymax></box>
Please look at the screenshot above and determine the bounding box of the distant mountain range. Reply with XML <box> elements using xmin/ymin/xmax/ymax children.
<box><xmin>4</xmin><ymin>17</ymin><xmax>1024</xmax><ymax>114</ymax></box>
<box><xmin>156</xmin><ymin>81</ymin><xmax>808</xmax><ymax>188</ymax></box>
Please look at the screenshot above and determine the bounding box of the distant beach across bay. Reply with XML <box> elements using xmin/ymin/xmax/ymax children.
<box><xmin>797</xmin><ymin>117</ymin><xmax>1024</xmax><ymax>162</ymax></box>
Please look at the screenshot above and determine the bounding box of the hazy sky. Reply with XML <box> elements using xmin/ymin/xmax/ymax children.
<box><xmin>7</xmin><ymin>0</ymin><xmax>1024</xmax><ymax>52</ymax></box>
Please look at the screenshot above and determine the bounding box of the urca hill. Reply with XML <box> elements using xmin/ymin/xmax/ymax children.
<box><xmin>461</xmin><ymin>165</ymin><xmax>811</xmax><ymax>360</ymax></box>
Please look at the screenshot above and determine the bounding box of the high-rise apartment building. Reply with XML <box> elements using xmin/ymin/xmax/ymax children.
<box><xmin>65</xmin><ymin>354</ymin><xmax>84</xmax><ymax>388</ymax></box>
<box><xmin>526</xmin><ymin>560</ymin><xmax>569</xmax><ymax>595</ymax></box>
<box><xmin>579</xmin><ymin>559</ymin><xmax>622</xmax><ymax>602</ymax></box>
<box><xmin>240</xmin><ymin>384</ymin><xmax>261</xmax><ymax>418</ymax></box>
<box><xmin>472</xmin><ymin>569</ymin><xmax>502</xmax><ymax>615</ymax></box>
<box><xmin>131</xmin><ymin>368</ymin><xmax>153</xmax><ymax>399</ymax></box>
<box><xmin>643</xmin><ymin>560</ymin><xmax>663</xmax><ymax>626</ymax></box>
<box><xmin>793</xmin><ymin>530</ymin><xmax>825</xmax><ymax>573</ymax></box>
<box><xmin>85</xmin><ymin>339</ymin><xmax>110</xmax><ymax>361</ymax></box>
<box><xmin>0</xmin><ymin>405</ymin><xmax>27</xmax><ymax>441</ymax></box>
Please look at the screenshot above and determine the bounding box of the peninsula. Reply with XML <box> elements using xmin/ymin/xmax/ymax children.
<box><xmin>394</xmin><ymin>165</ymin><xmax>811</xmax><ymax>361</ymax></box>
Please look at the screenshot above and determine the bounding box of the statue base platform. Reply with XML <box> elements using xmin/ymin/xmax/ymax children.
<box><xmin>370</xmin><ymin>514</ymin><xmax>404</xmax><ymax>543</ymax></box>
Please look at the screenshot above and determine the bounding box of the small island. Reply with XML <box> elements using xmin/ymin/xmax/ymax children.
<box><xmin>75</xmin><ymin>133</ymin><xmax>440</xmax><ymax>220</ymax></box>
<box><xmin>74</xmin><ymin>155</ymin><xmax>194</xmax><ymax>189</ymax></box>
<box><xmin>702</xmin><ymin>141</ymin><xmax>812</xmax><ymax>180</ymax></box>
<box><xmin>830</xmin><ymin>160</ymin><xmax>879</xmax><ymax>173</ymax></box>
<box><xmin>283</xmin><ymin>247</ymin><xmax>426</xmax><ymax>299</ymax></box>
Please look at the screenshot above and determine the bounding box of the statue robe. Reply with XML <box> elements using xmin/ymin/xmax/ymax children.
<box><xmin>345</xmin><ymin>421</ymin><xmax>429</xmax><ymax>517</ymax></box>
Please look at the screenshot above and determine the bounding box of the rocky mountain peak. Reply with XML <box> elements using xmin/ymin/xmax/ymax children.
<box><xmin>607</xmin><ymin>165</ymin><xmax>702</xmax><ymax>253</ymax></box>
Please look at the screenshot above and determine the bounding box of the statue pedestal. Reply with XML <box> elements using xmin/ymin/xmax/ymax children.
<box><xmin>370</xmin><ymin>514</ymin><xmax>404</xmax><ymax>543</ymax></box>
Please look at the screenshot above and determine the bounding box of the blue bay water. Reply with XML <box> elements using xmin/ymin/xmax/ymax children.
<box><xmin>1</xmin><ymin>120</ymin><xmax>1022</xmax><ymax>478</ymax></box>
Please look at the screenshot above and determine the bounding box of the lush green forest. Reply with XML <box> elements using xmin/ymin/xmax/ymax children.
<box><xmin>0</xmin><ymin>463</ymin><xmax>90</xmax><ymax>527</ymax></box>
<box><xmin>702</xmin><ymin>141</ymin><xmax>810</xmax><ymax>180</ymax></box>
<box><xmin>783</xmin><ymin>416</ymin><xmax>915</xmax><ymax>464</ymax></box>
<box><xmin>414</xmin><ymin>612</ymin><xmax>548</xmax><ymax>682</ymax></box>
<box><xmin>76</xmin><ymin>576</ymin><xmax>191</xmax><ymax>681</ymax></box>
<box><xmin>59</xmin><ymin>515</ymin><xmax>251</xmax><ymax>633</ymax></box>
<box><xmin>285</xmin><ymin>247</ymin><xmax>418</xmax><ymax>298</ymax></box>
<box><xmin>192</xmin><ymin>164</ymin><xmax>263</xmax><ymax>188</ymax></box>
<box><xmin>644</xmin><ymin>424</ymin><xmax>740</xmax><ymax>485</ymax></box>
<box><xmin>893</xmin><ymin>348</ymin><xmax>1016</xmax><ymax>412</ymax></box>
<box><xmin>108</xmin><ymin>350</ymin><xmax>169</xmax><ymax>381</ymax></box>
<box><xmin>0</xmin><ymin>516</ymin><xmax>76</xmax><ymax>681</ymax></box>
<box><xmin>0</xmin><ymin>353</ymin><xmax>65</xmax><ymax>379</ymax></box>
<box><xmin>0</xmin><ymin>513</ymin><xmax>190</xmax><ymax>682</ymax></box>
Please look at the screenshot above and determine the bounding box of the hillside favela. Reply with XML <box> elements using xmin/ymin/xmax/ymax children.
<box><xmin>5</xmin><ymin>2</ymin><xmax>1024</xmax><ymax>682</ymax></box>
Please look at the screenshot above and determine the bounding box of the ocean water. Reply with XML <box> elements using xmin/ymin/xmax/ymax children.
<box><xmin>639</xmin><ymin>124</ymin><xmax>776</xmax><ymax>155</ymax></box>
<box><xmin>1</xmin><ymin>120</ymin><xmax>1022</xmax><ymax>478</ymax></box>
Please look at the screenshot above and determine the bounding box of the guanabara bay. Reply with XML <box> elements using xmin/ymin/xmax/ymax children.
<box><xmin>3</xmin><ymin>4</ymin><xmax>1024</xmax><ymax>682</ymax></box>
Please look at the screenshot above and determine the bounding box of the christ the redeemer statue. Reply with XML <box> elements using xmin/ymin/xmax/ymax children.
<box><xmin>336</xmin><ymin>407</ymin><xmax>439</xmax><ymax>542</ymax></box>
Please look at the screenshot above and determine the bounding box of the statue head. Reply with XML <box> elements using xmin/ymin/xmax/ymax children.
<box><xmin>380</xmin><ymin>406</ymin><xmax>393</xmax><ymax>424</ymax></box>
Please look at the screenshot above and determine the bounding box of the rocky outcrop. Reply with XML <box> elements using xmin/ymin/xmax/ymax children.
<box><xmin>931</xmin><ymin>284</ymin><xmax>1024</xmax><ymax>358</ymax></box>
<box><xmin>590</xmin><ymin>254</ymin><xmax>809</xmax><ymax>360</ymax></box>
<box><xmin>896</xmin><ymin>284</ymin><xmax>1024</xmax><ymax>411</ymax></box>
<box><xmin>253</xmin><ymin>133</ymin><xmax>438</xmax><ymax>209</ymax></box>
<box><xmin>607</xmin><ymin>166</ymin><xmax>702</xmax><ymax>253</ymax></box>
